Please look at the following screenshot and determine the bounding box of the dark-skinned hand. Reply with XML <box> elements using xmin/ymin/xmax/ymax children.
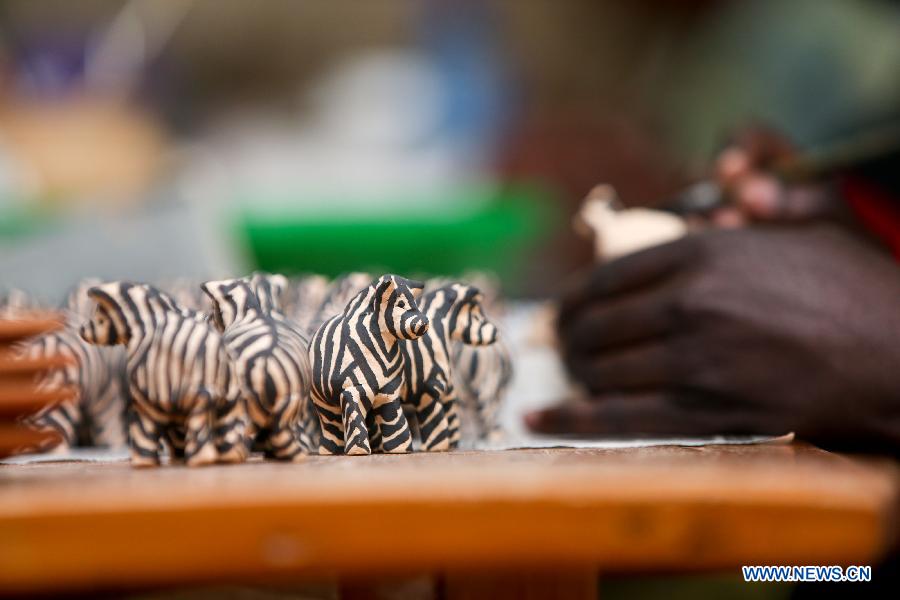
<box><xmin>527</xmin><ymin>225</ymin><xmax>900</xmax><ymax>453</ymax></box>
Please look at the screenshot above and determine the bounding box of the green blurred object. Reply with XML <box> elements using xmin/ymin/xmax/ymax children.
<box><xmin>0</xmin><ymin>204</ymin><xmax>51</xmax><ymax>240</ymax></box>
<box><xmin>236</xmin><ymin>183</ymin><xmax>556</xmax><ymax>291</ymax></box>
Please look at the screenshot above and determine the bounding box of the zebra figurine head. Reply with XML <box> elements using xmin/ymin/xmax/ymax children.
<box><xmin>249</xmin><ymin>272</ymin><xmax>289</xmax><ymax>315</ymax></box>
<box><xmin>80</xmin><ymin>282</ymin><xmax>181</xmax><ymax>346</ymax></box>
<box><xmin>366</xmin><ymin>275</ymin><xmax>429</xmax><ymax>340</ymax></box>
<box><xmin>429</xmin><ymin>283</ymin><xmax>499</xmax><ymax>346</ymax></box>
<box><xmin>200</xmin><ymin>278</ymin><xmax>263</xmax><ymax>332</ymax></box>
<box><xmin>61</xmin><ymin>277</ymin><xmax>103</xmax><ymax>322</ymax></box>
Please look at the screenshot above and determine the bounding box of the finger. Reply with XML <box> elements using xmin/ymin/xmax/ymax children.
<box><xmin>558</xmin><ymin>238</ymin><xmax>695</xmax><ymax>323</ymax></box>
<box><xmin>566</xmin><ymin>342</ymin><xmax>674</xmax><ymax>392</ymax></box>
<box><xmin>525</xmin><ymin>393</ymin><xmax>769</xmax><ymax>436</ymax></box>
<box><xmin>730</xmin><ymin>173</ymin><xmax>784</xmax><ymax>220</ymax></box>
<box><xmin>560</xmin><ymin>289</ymin><xmax>674</xmax><ymax>352</ymax></box>
<box><xmin>731</xmin><ymin>175</ymin><xmax>838</xmax><ymax>222</ymax></box>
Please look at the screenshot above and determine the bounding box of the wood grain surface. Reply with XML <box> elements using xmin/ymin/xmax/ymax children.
<box><xmin>0</xmin><ymin>443</ymin><xmax>897</xmax><ymax>594</ymax></box>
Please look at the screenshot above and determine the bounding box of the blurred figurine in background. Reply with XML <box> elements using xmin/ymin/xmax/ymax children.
<box><xmin>575</xmin><ymin>184</ymin><xmax>687</xmax><ymax>261</ymax></box>
<box><xmin>18</xmin><ymin>279</ymin><xmax>126</xmax><ymax>451</ymax></box>
<box><xmin>400</xmin><ymin>283</ymin><xmax>499</xmax><ymax>451</ymax></box>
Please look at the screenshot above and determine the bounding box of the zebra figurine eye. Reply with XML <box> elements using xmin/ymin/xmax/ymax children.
<box><xmin>397</xmin><ymin>300</ymin><xmax>406</xmax><ymax>308</ymax></box>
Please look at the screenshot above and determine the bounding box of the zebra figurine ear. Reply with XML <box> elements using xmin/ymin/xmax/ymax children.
<box><xmin>368</xmin><ymin>276</ymin><xmax>395</xmax><ymax>312</ymax></box>
<box><xmin>86</xmin><ymin>283</ymin><xmax>122</xmax><ymax>308</ymax></box>
<box><xmin>200</xmin><ymin>281</ymin><xmax>228</xmax><ymax>332</ymax></box>
<box><xmin>405</xmin><ymin>279</ymin><xmax>425</xmax><ymax>300</ymax></box>
<box><xmin>269</xmin><ymin>274</ymin><xmax>288</xmax><ymax>298</ymax></box>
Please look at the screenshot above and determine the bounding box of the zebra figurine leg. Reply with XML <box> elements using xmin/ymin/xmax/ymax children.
<box><xmin>372</xmin><ymin>393</ymin><xmax>412</xmax><ymax>453</ymax></box>
<box><xmin>415</xmin><ymin>383</ymin><xmax>452</xmax><ymax>452</ymax></box>
<box><xmin>215</xmin><ymin>391</ymin><xmax>250</xmax><ymax>464</ymax></box>
<box><xmin>184</xmin><ymin>390</ymin><xmax>217</xmax><ymax>467</ymax></box>
<box><xmin>265</xmin><ymin>394</ymin><xmax>306</xmax><ymax>462</ymax></box>
<box><xmin>341</xmin><ymin>386</ymin><xmax>372</xmax><ymax>455</ymax></box>
<box><xmin>165</xmin><ymin>424</ymin><xmax>187</xmax><ymax>463</ymax></box>
<box><xmin>476</xmin><ymin>393</ymin><xmax>504</xmax><ymax>442</ymax></box>
<box><xmin>313</xmin><ymin>393</ymin><xmax>345</xmax><ymax>455</ymax></box>
<box><xmin>88</xmin><ymin>380</ymin><xmax>127</xmax><ymax>449</ymax></box>
<box><xmin>443</xmin><ymin>387</ymin><xmax>462</xmax><ymax>450</ymax></box>
<box><xmin>129</xmin><ymin>409</ymin><xmax>164</xmax><ymax>467</ymax></box>
<box><xmin>366</xmin><ymin>410</ymin><xmax>384</xmax><ymax>453</ymax></box>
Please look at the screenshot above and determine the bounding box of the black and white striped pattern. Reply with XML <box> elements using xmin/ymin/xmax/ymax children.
<box><xmin>202</xmin><ymin>275</ymin><xmax>312</xmax><ymax>461</ymax></box>
<box><xmin>309</xmin><ymin>274</ymin><xmax>429</xmax><ymax>455</ymax></box>
<box><xmin>79</xmin><ymin>281</ymin><xmax>248</xmax><ymax>467</ymax></box>
<box><xmin>451</xmin><ymin>338</ymin><xmax>513</xmax><ymax>441</ymax></box>
<box><xmin>401</xmin><ymin>283</ymin><xmax>499</xmax><ymax>451</ymax></box>
<box><xmin>19</xmin><ymin>280</ymin><xmax>127</xmax><ymax>451</ymax></box>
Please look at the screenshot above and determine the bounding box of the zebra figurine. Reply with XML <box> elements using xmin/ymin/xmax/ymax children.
<box><xmin>309</xmin><ymin>274</ymin><xmax>429</xmax><ymax>455</ymax></box>
<box><xmin>19</xmin><ymin>279</ymin><xmax>127</xmax><ymax>451</ymax></box>
<box><xmin>79</xmin><ymin>282</ymin><xmax>248</xmax><ymax>467</ymax></box>
<box><xmin>451</xmin><ymin>338</ymin><xmax>513</xmax><ymax>442</ymax></box>
<box><xmin>401</xmin><ymin>283</ymin><xmax>499</xmax><ymax>451</ymax></box>
<box><xmin>201</xmin><ymin>275</ymin><xmax>312</xmax><ymax>461</ymax></box>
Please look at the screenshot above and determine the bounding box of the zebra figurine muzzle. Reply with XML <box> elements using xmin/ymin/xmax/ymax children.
<box><xmin>309</xmin><ymin>274</ymin><xmax>429</xmax><ymax>455</ymax></box>
<box><xmin>201</xmin><ymin>274</ymin><xmax>313</xmax><ymax>461</ymax></box>
<box><xmin>80</xmin><ymin>281</ymin><xmax>248</xmax><ymax>467</ymax></box>
<box><xmin>400</xmin><ymin>283</ymin><xmax>500</xmax><ymax>451</ymax></box>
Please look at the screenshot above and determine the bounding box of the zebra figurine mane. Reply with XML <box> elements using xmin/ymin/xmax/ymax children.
<box><xmin>309</xmin><ymin>274</ymin><xmax>429</xmax><ymax>455</ymax></box>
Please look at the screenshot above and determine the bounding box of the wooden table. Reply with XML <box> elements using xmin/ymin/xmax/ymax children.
<box><xmin>0</xmin><ymin>443</ymin><xmax>897</xmax><ymax>598</ymax></box>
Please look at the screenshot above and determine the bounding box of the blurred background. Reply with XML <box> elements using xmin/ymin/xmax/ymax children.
<box><xmin>3</xmin><ymin>0</ymin><xmax>900</xmax><ymax>302</ymax></box>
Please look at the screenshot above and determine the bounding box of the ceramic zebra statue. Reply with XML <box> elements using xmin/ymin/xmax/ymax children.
<box><xmin>401</xmin><ymin>283</ymin><xmax>499</xmax><ymax>451</ymax></box>
<box><xmin>309</xmin><ymin>274</ymin><xmax>429</xmax><ymax>455</ymax></box>
<box><xmin>424</xmin><ymin>275</ymin><xmax>511</xmax><ymax>444</ymax></box>
<box><xmin>201</xmin><ymin>274</ymin><xmax>313</xmax><ymax>461</ymax></box>
<box><xmin>19</xmin><ymin>279</ymin><xmax>127</xmax><ymax>451</ymax></box>
<box><xmin>80</xmin><ymin>282</ymin><xmax>248</xmax><ymax>467</ymax></box>
<box><xmin>451</xmin><ymin>338</ymin><xmax>513</xmax><ymax>442</ymax></box>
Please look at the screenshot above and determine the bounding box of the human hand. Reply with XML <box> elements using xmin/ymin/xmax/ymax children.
<box><xmin>529</xmin><ymin>225</ymin><xmax>900</xmax><ymax>452</ymax></box>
